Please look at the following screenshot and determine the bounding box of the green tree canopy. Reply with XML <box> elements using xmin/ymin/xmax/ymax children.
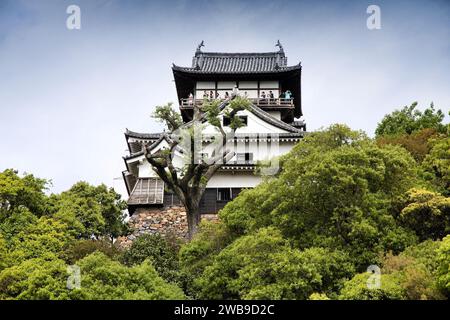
<box><xmin>0</xmin><ymin>169</ymin><xmax>49</xmax><ymax>216</ymax></box>
<box><xmin>47</xmin><ymin>182</ymin><xmax>128</xmax><ymax>240</ymax></box>
<box><xmin>76</xmin><ymin>252</ymin><xmax>185</xmax><ymax>300</ymax></box>
<box><xmin>436</xmin><ymin>235</ymin><xmax>450</xmax><ymax>297</ymax></box>
<box><xmin>193</xmin><ymin>227</ymin><xmax>354</xmax><ymax>300</ymax></box>
<box><xmin>375</xmin><ymin>102</ymin><xmax>445</xmax><ymax>137</ymax></box>
<box><xmin>220</xmin><ymin>124</ymin><xmax>419</xmax><ymax>268</ymax></box>
<box><xmin>422</xmin><ymin>135</ymin><xmax>450</xmax><ymax>195</ymax></box>
<box><xmin>397</xmin><ymin>188</ymin><xmax>450</xmax><ymax>241</ymax></box>
<box><xmin>122</xmin><ymin>234</ymin><xmax>180</xmax><ymax>284</ymax></box>
<box><xmin>0</xmin><ymin>252</ymin><xmax>185</xmax><ymax>300</ymax></box>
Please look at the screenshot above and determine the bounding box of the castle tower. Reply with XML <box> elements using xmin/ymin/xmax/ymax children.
<box><xmin>122</xmin><ymin>42</ymin><xmax>306</xmax><ymax>226</ymax></box>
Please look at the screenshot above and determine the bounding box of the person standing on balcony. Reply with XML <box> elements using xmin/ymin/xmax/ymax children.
<box><xmin>203</xmin><ymin>90</ymin><xmax>208</xmax><ymax>99</ymax></box>
<box><xmin>269</xmin><ymin>90</ymin><xmax>274</xmax><ymax>104</ymax></box>
<box><xmin>260</xmin><ymin>91</ymin><xmax>266</xmax><ymax>104</ymax></box>
<box><xmin>285</xmin><ymin>90</ymin><xmax>292</xmax><ymax>100</ymax></box>
<box><xmin>209</xmin><ymin>90</ymin><xmax>214</xmax><ymax>100</ymax></box>
<box><xmin>232</xmin><ymin>85</ymin><xmax>239</xmax><ymax>97</ymax></box>
<box><xmin>188</xmin><ymin>93</ymin><xmax>194</xmax><ymax>105</ymax></box>
<box><xmin>225</xmin><ymin>92</ymin><xmax>230</xmax><ymax>99</ymax></box>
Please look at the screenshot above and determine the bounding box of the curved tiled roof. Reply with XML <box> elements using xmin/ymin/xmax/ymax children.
<box><xmin>246</xmin><ymin>103</ymin><xmax>302</xmax><ymax>133</ymax></box>
<box><xmin>125</xmin><ymin>129</ymin><xmax>162</xmax><ymax>140</ymax></box>
<box><xmin>123</xmin><ymin>133</ymin><xmax>173</xmax><ymax>160</ymax></box>
<box><xmin>172</xmin><ymin>49</ymin><xmax>301</xmax><ymax>74</ymax></box>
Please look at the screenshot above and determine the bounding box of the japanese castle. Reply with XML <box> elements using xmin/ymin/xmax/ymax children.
<box><xmin>122</xmin><ymin>42</ymin><xmax>306</xmax><ymax>215</ymax></box>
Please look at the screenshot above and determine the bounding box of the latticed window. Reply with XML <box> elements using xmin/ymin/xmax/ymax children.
<box><xmin>217</xmin><ymin>188</ymin><xmax>231</xmax><ymax>201</ymax></box>
<box><xmin>128</xmin><ymin>178</ymin><xmax>164</xmax><ymax>205</ymax></box>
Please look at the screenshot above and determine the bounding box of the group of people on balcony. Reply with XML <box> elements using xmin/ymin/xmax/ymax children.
<box><xmin>186</xmin><ymin>88</ymin><xmax>292</xmax><ymax>106</ymax></box>
<box><xmin>259</xmin><ymin>90</ymin><xmax>292</xmax><ymax>104</ymax></box>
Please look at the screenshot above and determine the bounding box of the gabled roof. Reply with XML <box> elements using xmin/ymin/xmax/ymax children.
<box><xmin>123</xmin><ymin>133</ymin><xmax>173</xmax><ymax>161</ymax></box>
<box><xmin>173</xmin><ymin>53</ymin><xmax>301</xmax><ymax>74</ymax></box>
<box><xmin>172</xmin><ymin>41</ymin><xmax>301</xmax><ymax>74</ymax></box>
<box><xmin>125</xmin><ymin>129</ymin><xmax>162</xmax><ymax>140</ymax></box>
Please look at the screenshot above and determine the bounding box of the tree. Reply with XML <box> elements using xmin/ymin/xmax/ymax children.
<box><xmin>178</xmin><ymin>220</ymin><xmax>235</xmax><ymax>296</ymax></box>
<box><xmin>398</xmin><ymin>188</ymin><xmax>450</xmax><ymax>241</ymax></box>
<box><xmin>0</xmin><ymin>252</ymin><xmax>185</xmax><ymax>300</ymax></box>
<box><xmin>0</xmin><ymin>235</ymin><xmax>9</xmax><ymax>271</ymax></box>
<box><xmin>339</xmin><ymin>272</ymin><xmax>406</xmax><ymax>300</ymax></box>
<box><xmin>380</xmin><ymin>240</ymin><xmax>444</xmax><ymax>300</ymax></box>
<box><xmin>122</xmin><ymin>234</ymin><xmax>180</xmax><ymax>284</ymax></box>
<box><xmin>422</xmin><ymin>134</ymin><xmax>450</xmax><ymax>195</ymax></box>
<box><xmin>63</xmin><ymin>239</ymin><xmax>123</xmax><ymax>264</ymax></box>
<box><xmin>145</xmin><ymin>96</ymin><xmax>251</xmax><ymax>238</ymax></box>
<box><xmin>193</xmin><ymin>227</ymin><xmax>354</xmax><ymax>300</ymax></box>
<box><xmin>75</xmin><ymin>252</ymin><xmax>185</xmax><ymax>300</ymax></box>
<box><xmin>7</xmin><ymin>217</ymin><xmax>74</xmax><ymax>264</ymax></box>
<box><xmin>48</xmin><ymin>182</ymin><xmax>128</xmax><ymax>240</ymax></box>
<box><xmin>375</xmin><ymin>102</ymin><xmax>445</xmax><ymax>137</ymax></box>
<box><xmin>0</xmin><ymin>257</ymin><xmax>73</xmax><ymax>300</ymax></box>
<box><xmin>436</xmin><ymin>235</ymin><xmax>450</xmax><ymax>297</ymax></box>
<box><xmin>376</xmin><ymin>128</ymin><xmax>438</xmax><ymax>162</ymax></box>
<box><xmin>0</xmin><ymin>169</ymin><xmax>49</xmax><ymax>216</ymax></box>
<box><xmin>0</xmin><ymin>206</ymin><xmax>37</xmax><ymax>243</ymax></box>
<box><xmin>220</xmin><ymin>125</ymin><xmax>419</xmax><ymax>268</ymax></box>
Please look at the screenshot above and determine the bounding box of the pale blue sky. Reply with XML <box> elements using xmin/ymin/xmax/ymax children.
<box><xmin>0</xmin><ymin>0</ymin><xmax>449</xmax><ymax>195</ymax></box>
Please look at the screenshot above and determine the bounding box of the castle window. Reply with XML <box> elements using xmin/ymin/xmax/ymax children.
<box><xmin>236</xmin><ymin>153</ymin><xmax>253</xmax><ymax>164</ymax></box>
<box><xmin>217</xmin><ymin>188</ymin><xmax>231</xmax><ymax>201</ymax></box>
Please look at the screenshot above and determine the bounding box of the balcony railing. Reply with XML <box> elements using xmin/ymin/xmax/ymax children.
<box><xmin>180</xmin><ymin>98</ymin><xmax>294</xmax><ymax>109</ymax></box>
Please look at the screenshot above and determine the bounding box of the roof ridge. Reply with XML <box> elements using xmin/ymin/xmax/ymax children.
<box><xmin>246</xmin><ymin>103</ymin><xmax>302</xmax><ymax>133</ymax></box>
<box><xmin>197</xmin><ymin>51</ymin><xmax>283</xmax><ymax>56</ymax></box>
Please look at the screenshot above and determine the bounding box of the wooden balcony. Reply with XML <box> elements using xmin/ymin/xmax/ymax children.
<box><xmin>180</xmin><ymin>98</ymin><xmax>294</xmax><ymax>109</ymax></box>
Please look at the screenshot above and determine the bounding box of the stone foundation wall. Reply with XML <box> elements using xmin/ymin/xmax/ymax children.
<box><xmin>117</xmin><ymin>206</ymin><xmax>218</xmax><ymax>247</ymax></box>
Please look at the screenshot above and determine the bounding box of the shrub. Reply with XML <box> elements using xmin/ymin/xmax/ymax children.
<box><xmin>122</xmin><ymin>234</ymin><xmax>180</xmax><ymax>284</ymax></box>
<box><xmin>64</xmin><ymin>239</ymin><xmax>123</xmax><ymax>264</ymax></box>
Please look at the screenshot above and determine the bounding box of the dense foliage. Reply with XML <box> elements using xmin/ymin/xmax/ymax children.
<box><xmin>0</xmin><ymin>170</ymin><xmax>184</xmax><ymax>300</ymax></box>
<box><xmin>0</xmin><ymin>102</ymin><xmax>449</xmax><ymax>300</ymax></box>
<box><xmin>179</xmin><ymin>104</ymin><xmax>449</xmax><ymax>300</ymax></box>
<box><xmin>121</xmin><ymin>234</ymin><xmax>181</xmax><ymax>284</ymax></box>
<box><xmin>375</xmin><ymin>102</ymin><xmax>445</xmax><ymax>137</ymax></box>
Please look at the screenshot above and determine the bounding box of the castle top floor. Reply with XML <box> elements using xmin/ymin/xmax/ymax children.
<box><xmin>172</xmin><ymin>41</ymin><xmax>303</xmax><ymax>123</ymax></box>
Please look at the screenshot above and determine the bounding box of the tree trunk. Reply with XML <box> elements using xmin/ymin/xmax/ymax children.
<box><xmin>185</xmin><ymin>198</ymin><xmax>201</xmax><ymax>239</ymax></box>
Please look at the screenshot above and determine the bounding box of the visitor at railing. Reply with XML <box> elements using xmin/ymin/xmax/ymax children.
<box><xmin>260</xmin><ymin>91</ymin><xmax>267</xmax><ymax>104</ymax></box>
<box><xmin>284</xmin><ymin>90</ymin><xmax>292</xmax><ymax>99</ymax></box>
<box><xmin>268</xmin><ymin>90</ymin><xmax>274</xmax><ymax>104</ymax></box>
<box><xmin>232</xmin><ymin>85</ymin><xmax>239</xmax><ymax>97</ymax></box>
<box><xmin>180</xmin><ymin>93</ymin><xmax>294</xmax><ymax>107</ymax></box>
